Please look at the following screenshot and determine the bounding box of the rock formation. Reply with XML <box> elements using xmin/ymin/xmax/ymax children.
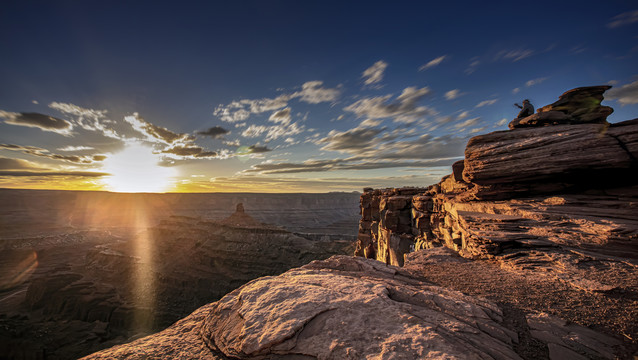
<box><xmin>350</xmin><ymin>86</ymin><xmax>638</xmax><ymax>357</ymax></box>
<box><xmin>509</xmin><ymin>85</ymin><xmax>614</xmax><ymax>129</ymax></box>
<box><xmin>83</xmin><ymin>255</ymin><xmax>631</xmax><ymax>360</ymax></box>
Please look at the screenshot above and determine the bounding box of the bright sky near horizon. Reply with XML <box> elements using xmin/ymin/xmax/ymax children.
<box><xmin>1</xmin><ymin>1</ymin><xmax>637</xmax><ymax>193</ymax></box>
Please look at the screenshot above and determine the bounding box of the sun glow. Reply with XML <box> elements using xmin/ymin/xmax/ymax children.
<box><xmin>102</xmin><ymin>142</ymin><xmax>176</xmax><ymax>193</ymax></box>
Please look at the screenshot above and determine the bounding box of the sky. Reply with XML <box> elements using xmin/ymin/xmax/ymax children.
<box><xmin>1</xmin><ymin>1</ymin><xmax>637</xmax><ymax>193</ymax></box>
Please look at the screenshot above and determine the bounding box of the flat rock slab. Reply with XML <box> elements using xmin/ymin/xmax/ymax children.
<box><xmin>201</xmin><ymin>255</ymin><xmax>521</xmax><ymax>359</ymax></box>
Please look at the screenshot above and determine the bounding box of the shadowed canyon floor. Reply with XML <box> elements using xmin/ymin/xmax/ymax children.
<box><xmin>0</xmin><ymin>192</ymin><xmax>359</xmax><ymax>359</ymax></box>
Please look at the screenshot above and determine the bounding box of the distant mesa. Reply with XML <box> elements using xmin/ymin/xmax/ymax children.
<box><xmin>509</xmin><ymin>85</ymin><xmax>614</xmax><ymax>129</ymax></box>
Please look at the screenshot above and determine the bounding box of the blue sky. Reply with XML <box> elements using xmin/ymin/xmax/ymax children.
<box><xmin>1</xmin><ymin>1</ymin><xmax>637</xmax><ymax>192</ymax></box>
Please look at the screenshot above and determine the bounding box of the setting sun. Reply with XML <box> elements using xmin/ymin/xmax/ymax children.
<box><xmin>102</xmin><ymin>142</ymin><xmax>176</xmax><ymax>193</ymax></box>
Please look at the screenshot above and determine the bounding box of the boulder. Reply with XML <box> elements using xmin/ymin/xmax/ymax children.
<box><xmin>509</xmin><ymin>85</ymin><xmax>613</xmax><ymax>129</ymax></box>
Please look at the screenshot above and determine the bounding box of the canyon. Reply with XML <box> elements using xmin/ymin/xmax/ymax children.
<box><xmin>3</xmin><ymin>86</ymin><xmax>637</xmax><ymax>359</ymax></box>
<box><xmin>84</xmin><ymin>86</ymin><xmax>637</xmax><ymax>359</ymax></box>
<box><xmin>0</xmin><ymin>192</ymin><xmax>359</xmax><ymax>359</ymax></box>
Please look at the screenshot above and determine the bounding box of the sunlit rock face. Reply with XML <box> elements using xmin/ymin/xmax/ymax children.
<box><xmin>84</xmin><ymin>256</ymin><xmax>522</xmax><ymax>360</ymax></box>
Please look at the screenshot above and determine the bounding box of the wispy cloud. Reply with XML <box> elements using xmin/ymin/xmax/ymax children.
<box><xmin>48</xmin><ymin>102</ymin><xmax>120</xmax><ymax>139</ymax></box>
<box><xmin>444</xmin><ymin>89</ymin><xmax>462</xmax><ymax>100</ymax></box>
<box><xmin>268</xmin><ymin>108</ymin><xmax>291</xmax><ymax>125</ymax></box>
<box><xmin>362</xmin><ymin>60</ymin><xmax>388</xmax><ymax>86</ymax></box>
<box><xmin>419</xmin><ymin>55</ymin><xmax>447</xmax><ymax>71</ymax></box>
<box><xmin>525</xmin><ymin>77</ymin><xmax>549</xmax><ymax>87</ymax></box>
<box><xmin>494</xmin><ymin>49</ymin><xmax>534</xmax><ymax>62</ymax></box>
<box><xmin>0</xmin><ymin>143</ymin><xmax>106</xmax><ymax>164</ymax></box>
<box><xmin>57</xmin><ymin>145</ymin><xmax>95</xmax><ymax>152</ymax></box>
<box><xmin>0</xmin><ymin>111</ymin><xmax>73</xmax><ymax>135</ymax></box>
<box><xmin>214</xmin><ymin>80</ymin><xmax>341</xmax><ymax>123</ymax></box>
<box><xmin>454</xmin><ymin>117</ymin><xmax>480</xmax><ymax>129</ymax></box>
<box><xmin>607</xmin><ymin>10</ymin><xmax>638</xmax><ymax>28</ymax></box>
<box><xmin>607</xmin><ymin>79</ymin><xmax>638</xmax><ymax>105</ymax></box>
<box><xmin>124</xmin><ymin>113</ymin><xmax>193</xmax><ymax>145</ymax></box>
<box><xmin>344</xmin><ymin>86</ymin><xmax>434</xmax><ymax>124</ymax></box>
<box><xmin>475</xmin><ymin>99</ymin><xmax>498</xmax><ymax>108</ymax></box>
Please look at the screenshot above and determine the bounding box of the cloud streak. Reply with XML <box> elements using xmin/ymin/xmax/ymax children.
<box><xmin>419</xmin><ymin>55</ymin><xmax>447</xmax><ymax>71</ymax></box>
<box><xmin>362</xmin><ymin>60</ymin><xmax>388</xmax><ymax>86</ymax></box>
<box><xmin>0</xmin><ymin>111</ymin><xmax>73</xmax><ymax>135</ymax></box>
<box><xmin>0</xmin><ymin>144</ymin><xmax>106</xmax><ymax>164</ymax></box>
<box><xmin>607</xmin><ymin>10</ymin><xmax>638</xmax><ymax>28</ymax></box>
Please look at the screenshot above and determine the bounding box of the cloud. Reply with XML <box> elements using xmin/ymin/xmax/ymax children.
<box><xmin>454</xmin><ymin>117</ymin><xmax>480</xmax><ymax>129</ymax></box>
<box><xmin>475</xmin><ymin>99</ymin><xmax>498</xmax><ymax>108</ymax></box>
<box><xmin>57</xmin><ymin>145</ymin><xmax>95</xmax><ymax>151</ymax></box>
<box><xmin>48</xmin><ymin>102</ymin><xmax>120</xmax><ymax>139</ymax></box>
<box><xmin>268</xmin><ymin>108</ymin><xmax>291</xmax><ymax>125</ymax></box>
<box><xmin>241</xmin><ymin>122</ymin><xmax>304</xmax><ymax>142</ymax></box>
<box><xmin>124</xmin><ymin>113</ymin><xmax>192</xmax><ymax>145</ymax></box>
<box><xmin>457</xmin><ymin>111</ymin><xmax>470</xmax><ymax>120</ymax></box>
<box><xmin>525</xmin><ymin>77</ymin><xmax>549</xmax><ymax>87</ymax></box>
<box><xmin>495</xmin><ymin>118</ymin><xmax>508</xmax><ymax>127</ymax></box>
<box><xmin>362</xmin><ymin>60</ymin><xmax>388</xmax><ymax>86</ymax></box>
<box><xmin>0</xmin><ymin>111</ymin><xmax>73</xmax><ymax>135</ymax></box>
<box><xmin>419</xmin><ymin>55</ymin><xmax>447</xmax><ymax>71</ymax></box>
<box><xmin>494</xmin><ymin>49</ymin><xmax>534</xmax><ymax>62</ymax></box>
<box><xmin>196</xmin><ymin>126</ymin><xmax>229</xmax><ymax>138</ymax></box>
<box><xmin>161</xmin><ymin>144</ymin><xmax>218</xmax><ymax>158</ymax></box>
<box><xmin>247</xmin><ymin>145</ymin><xmax>272</xmax><ymax>153</ymax></box>
<box><xmin>359</xmin><ymin>119</ymin><xmax>383</xmax><ymax>127</ymax></box>
<box><xmin>318</xmin><ymin>127</ymin><xmax>384</xmax><ymax>154</ymax></box>
<box><xmin>0</xmin><ymin>170</ymin><xmax>108</xmax><ymax>177</ymax></box>
<box><xmin>512</xmin><ymin>87</ymin><xmax>520</xmax><ymax>94</ymax></box>
<box><xmin>444</xmin><ymin>89</ymin><xmax>462</xmax><ymax>100</ymax></box>
<box><xmin>0</xmin><ymin>143</ymin><xmax>106</xmax><ymax>164</ymax></box>
<box><xmin>0</xmin><ymin>157</ymin><xmax>42</xmax><ymax>170</ymax></box>
<box><xmin>607</xmin><ymin>10</ymin><xmax>638</xmax><ymax>28</ymax></box>
<box><xmin>606</xmin><ymin>79</ymin><xmax>638</xmax><ymax>105</ymax></box>
<box><xmin>344</xmin><ymin>86</ymin><xmax>434</xmax><ymax>124</ymax></box>
<box><xmin>470</xmin><ymin>127</ymin><xmax>486</xmax><ymax>134</ymax></box>
<box><xmin>465</xmin><ymin>59</ymin><xmax>480</xmax><ymax>74</ymax></box>
<box><xmin>293</xmin><ymin>81</ymin><xmax>341</xmax><ymax>104</ymax></box>
<box><xmin>243</xmin><ymin>157</ymin><xmax>456</xmax><ymax>175</ymax></box>
<box><xmin>214</xmin><ymin>81</ymin><xmax>340</xmax><ymax>123</ymax></box>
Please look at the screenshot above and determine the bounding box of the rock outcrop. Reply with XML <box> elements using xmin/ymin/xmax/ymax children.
<box><xmin>509</xmin><ymin>85</ymin><xmax>613</xmax><ymax>129</ymax></box>
<box><xmin>351</xmin><ymin>87</ymin><xmax>638</xmax><ymax>356</ymax></box>
<box><xmin>355</xmin><ymin>87</ymin><xmax>637</xmax><ymax>267</ymax></box>
<box><xmin>84</xmin><ymin>255</ymin><xmax>632</xmax><ymax>359</ymax></box>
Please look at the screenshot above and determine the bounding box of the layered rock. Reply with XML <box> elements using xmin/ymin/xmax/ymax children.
<box><xmin>354</xmin><ymin>87</ymin><xmax>638</xmax><ymax>299</ymax></box>
<box><xmin>509</xmin><ymin>85</ymin><xmax>613</xmax><ymax>129</ymax></box>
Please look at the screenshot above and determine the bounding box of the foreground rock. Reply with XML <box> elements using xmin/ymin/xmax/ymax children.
<box><xmin>85</xmin><ymin>255</ymin><xmax>632</xmax><ymax>359</ymax></box>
